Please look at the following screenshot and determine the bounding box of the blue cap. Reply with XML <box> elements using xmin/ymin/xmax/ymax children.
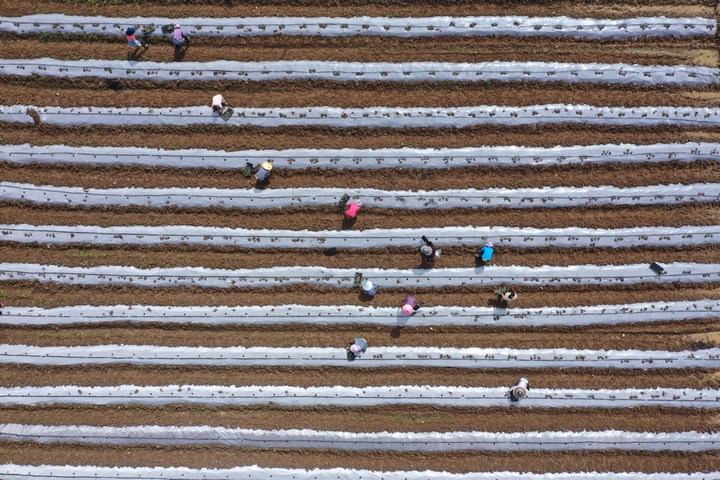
<box><xmin>125</xmin><ymin>27</ymin><xmax>136</xmax><ymax>35</ymax></box>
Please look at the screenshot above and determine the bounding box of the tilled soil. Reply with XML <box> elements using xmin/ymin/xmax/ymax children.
<box><xmin>2</xmin><ymin>282</ymin><xmax>718</xmax><ymax>309</ymax></box>
<box><xmin>0</xmin><ymin>365</ymin><xmax>716</xmax><ymax>389</ymax></box>
<box><xmin>3</xmin><ymin>79</ymin><xmax>719</xmax><ymax>109</ymax></box>
<box><xmin>1</xmin><ymin>244</ymin><xmax>718</xmax><ymax>269</ymax></box>
<box><xmin>2</xmin><ymin>35</ymin><xmax>716</xmax><ymax>65</ymax></box>
<box><xmin>1</xmin><ymin>406</ymin><xmax>714</xmax><ymax>433</ymax></box>
<box><xmin>1</xmin><ymin>0</ymin><xmax>718</xmax><ymax>472</ymax></box>
<box><xmin>5</xmin><ymin>78</ymin><xmax>720</xmax><ymax>109</ymax></box>
<box><xmin>3</xmin><ymin>160</ymin><xmax>719</xmax><ymax>190</ymax></box>
<box><xmin>4</xmin><ymin>125</ymin><xmax>720</xmax><ymax>151</ymax></box>
<box><xmin>2</xmin><ymin>203</ymin><xmax>718</xmax><ymax>230</ymax></box>
<box><xmin>3</xmin><ymin>318</ymin><xmax>717</xmax><ymax>349</ymax></box>
<box><xmin>2</xmin><ymin>443</ymin><xmax>718</xmax><ymax>474</ymax></box>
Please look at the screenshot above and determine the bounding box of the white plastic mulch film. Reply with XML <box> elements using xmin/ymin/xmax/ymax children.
<box><xmin>1</xmin><ymin>142</ymin><xmax>718</xmax><ymax>170</ymax></box>
<box><xmin>0</xmin><ymin>424</ymin><xmax>718</xmax><ymax>451</ymax></box>
<box><xmin>1</xmin><ymin>262</ymin><xmax>719</xmax><ymax>289</ymax></box>
<box><xmin>0</xmin><ymin>344</ymin><xmax>718</xmax><ymax>369</ymax></box>
<box><xmin>2</xmin><ymin>464</ymin><xmax>719</xmax><ymax>480</ymax></box>
<box><xmin>3</xmin><ymin>105</ymin><xmax>720</xmax><ymax>128</ymax></box>
<box><xmin>0</xmin><ymin>385</ymin><xmax>717</xmax><ymax>409</ymax></box>
<box><xmin>1</xmin><ymin>300</ymin><xmax>717</xmax><ymax>327</ymax></box>
<box><xmin>0</xmin><ymin>14</ymin><xmax>714</xmax><ymax>37</ymax></box>
<box><xmin>1</xmin><ymin>59</ymin><xmax>718</xmax><ymax>86</ymax></box>
<box><xmin>2</xmin><ymin>224</ymin><xmax>719</xmax><ymax>249</ymax></box>
<box><xmin>1</xmin><ymin>182</ymin><xmax>718</xmax><ymax>210</ymax></box>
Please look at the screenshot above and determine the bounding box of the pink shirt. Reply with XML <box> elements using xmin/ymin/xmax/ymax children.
<box><xmin>126</xmin><ymin>34</ymin><xmax>136</xmax><ymax>41</ymax></box>
<box><xmin>345</xmin><ymin>202</ymin><xmax>361</xmax><ymax>218</ymax></box>
<box><xmin>173</xmin><ymin>28</ymin><xmax>184</xmax><ymax>40</ymax></box>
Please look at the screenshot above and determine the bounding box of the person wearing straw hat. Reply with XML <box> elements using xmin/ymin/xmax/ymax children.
<box><xmin>401</xmin><ymin>295</ymin><xmax>420</xmax><ymax>316</ymax></box>
<box><xmin>255</xmin><ymin>161</ymin><xmax>273</xmax><ymax>183</ymax></box>
<box><xmin>361</xmin><ymin>280</ymin><xmax>378</xmax><ymax>298</ymax></box>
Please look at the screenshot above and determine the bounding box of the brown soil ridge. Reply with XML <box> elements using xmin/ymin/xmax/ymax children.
<box><xmin>2</xmin><ymin>282</ymin><xmax>718</xmax><ymax>309</ymax></box>
<box><xmin>1</xmin><ymin>203</ymin><xmax>718</xmax><ymax>230</ymax></box>
<box><xmin>2</xmin><ymin>320</ymin><xmax>716</xmax><ymax>350</ymax></box>
<box><xmin>3</xmin><ymin>160</ymin><xmax>718</xmax><ymax>190</ymax></box>
<box><xmin>3</xmin><ymin>125</ymin><xmax>719</xmax><ymax>150</ymax></box>
<box><xmin>0</xmin><ymin>243</ymin><xmax>718</xmax><ymax>270</ymax></box>
<box><xmin>1</xmin><ymin>444</ymin><xmax>716</xmax><ymax>474</ymax></box>
<box><xmin>1</xmin><ymin>405</ymin><xmax>715</xmax><ymax>433</ymax></box>
<box><xmin>2</xmin><ymin>79</ymin><xmax>718</xmax><ymax>109</ymax></box>
<box><xmin>2</xmin><ymin>0</ymin><xmax>714</xmax><ymax>19</ymax></box>
<box><xmin>1</xmin><ymin>35</ymin><xmax>715</xmax><ymax>66</ymax></box>
<box><xmin>0</xmin><ymin>365</ymin><xmax>715</xmax><ymax>389</ymax></box>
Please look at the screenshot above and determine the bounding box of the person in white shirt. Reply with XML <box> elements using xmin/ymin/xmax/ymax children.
<box><xmin>211</xmin><ymin>94</ymin><xmax>227</xmax><ymax>115</ymax></box>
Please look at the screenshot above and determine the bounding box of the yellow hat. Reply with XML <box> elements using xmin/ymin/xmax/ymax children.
<box><xmin>262</xmin><ymin>161</ymin><xmax>273</xmax><ymax>171</ymax></box>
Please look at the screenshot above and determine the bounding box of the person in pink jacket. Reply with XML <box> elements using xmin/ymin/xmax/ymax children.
<box><xmin>401</xmin><ymin>295</ymin><xmax>420</xmax><ymax>316</ymax></box>
<box><xmin>344</xmin><ymin>201</ymin><xmax>362</xmax><ymax>219</ymax></box>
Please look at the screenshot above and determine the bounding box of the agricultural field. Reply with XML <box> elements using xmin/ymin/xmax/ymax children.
<box><xmin>0</xmin><ymin>0</ymin><xmax>719</xmax><ymax>478</ymax></box>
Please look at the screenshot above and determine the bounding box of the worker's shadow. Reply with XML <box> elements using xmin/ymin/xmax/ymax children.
<box><xmin>390</xmin><ymin>308</ymin><xmax>411</xmax><ymax>338</ymax></box>
<box><xmin>341</xmin><ymin>216</ymin><xmax>357</xmax><ymax>230</ymax></box>
<box><xmin>173</xmin><ymin>42</ymin><xmax>190</xmax><ymax>62</ymax></box>
<box><xmin>126</xmin><ymin>49</ymin><xmax>147</xmax><ymax>61</ymax></box>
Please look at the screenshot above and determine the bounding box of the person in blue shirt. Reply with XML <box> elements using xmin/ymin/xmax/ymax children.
<box><xmin>476</xmin><ymin>241</ymin><xmax>494</xmax><ymax>266</ymax></box>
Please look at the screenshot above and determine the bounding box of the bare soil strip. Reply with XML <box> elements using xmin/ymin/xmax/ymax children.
<box><xmin>2</xmin><ymin>444</ymin><xmax>717</xmax><ymax>474</ymax></box>
<box><xmin>1</xmin><ymin>320</ymin><xmax>716</xmax><ymax>350</ymax></box>
<box><xmin>1</xmin><ymin>35</ymin><xmax>715</xmax><ymax>66</ymax></box>
<box><xmin>3</xmin><ymin>125</ymin><xmax>719</xmax><ymax>150</ymax></box>
<box><xmin>2</xmin><ymin>79</ymin><xmax>719</xmax><ymax>109</ymax></box>
<box><xmin>0</xmin><ymin>406</ymin><xmax>714</xmax><ymax>433</ymax></box>
<box><xmin>0</xmin><ymin>244</ymin><xmax>718</xmax><ymax>270</ymax></box>
<box><xmin>2</xmin><ymin>282</ymin><xmax>718</xmax><ymax>310</ymax></box>
<box><xmin>2</xmin><ymin>203</ymin><xmax>717</xmax><ymax>230</ymax></box>
<box><xmin>2</xmin><ymin>0</ymin><xmax>714</xmax><ymax>20</ymax></box>
<box><xmin>0</xmin><ymin>365</ymin><xmax>715</xmax><ymax>389</ymax></box>
<box><xmin>3</xmin><ymin>160</ymin><xmax>718</xmax><ymax>190</ymax></box>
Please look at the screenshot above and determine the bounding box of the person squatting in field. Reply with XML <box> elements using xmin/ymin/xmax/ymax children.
<box><xmin>125</xmin><ymin>27</ymin><xmax>148</xmax><ymax>51</ymax></box>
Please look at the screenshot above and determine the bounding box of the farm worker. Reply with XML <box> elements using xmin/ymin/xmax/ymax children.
<box><xmin>344</xmin><ymin>201</ymin><xmax>362</xmax><ymax>219</ymax></box>
<box><xmin>125</xmin><ymin>27</ymin><xmax>148</xmax><ymax>50</ymax></box>
<box><xmin>401</xmin><ymin>295</ymin><xmax>419</xmax><ymax>316</ymax></box>
<box><xmin>496</xmin><ymin>287</ymin><xmax>517</xmax><ymax>304</ymax></box>
<box><xmin>478</xmin><ymin>241</ymin><xmax>495</xmax><ymax>264</ymax></box>
<box><xmin>361</xmin><ymin>280</ymin><xmax>378</xmax><ymax>297</ymax></box>
<box><xmin>346</xmin><ymin>337</ymin><xmax>368</xmax><ymax>360</ymax></box>
<box><xmin>172</xmin><ymin>24</ymin><xmax>188</xmax><ymax>47</ymax></box>
<box><xmin>255</xmin><ymin>161</ymin><xmax>273</xmax><ymax>182</ymax></box>
<box><xmin>510</xmin><ymin>377</ymin><xmax>530</xmax><ymax>402</ymax></box>
<box><xmin>211</xmin><ymin>94</ymin><xmax>227</xmax><ymax>115</ymax></box>
<box><xmin>420</xmin><ymin>241</ymin><xmax>441</xmax><ymax>264</ymax></box>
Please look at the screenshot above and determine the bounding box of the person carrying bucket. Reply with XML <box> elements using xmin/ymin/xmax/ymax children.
<box><xmin>401</xmin><ymin>295</ymin><xmax>420</xmax><ymax>316</ymax></box>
